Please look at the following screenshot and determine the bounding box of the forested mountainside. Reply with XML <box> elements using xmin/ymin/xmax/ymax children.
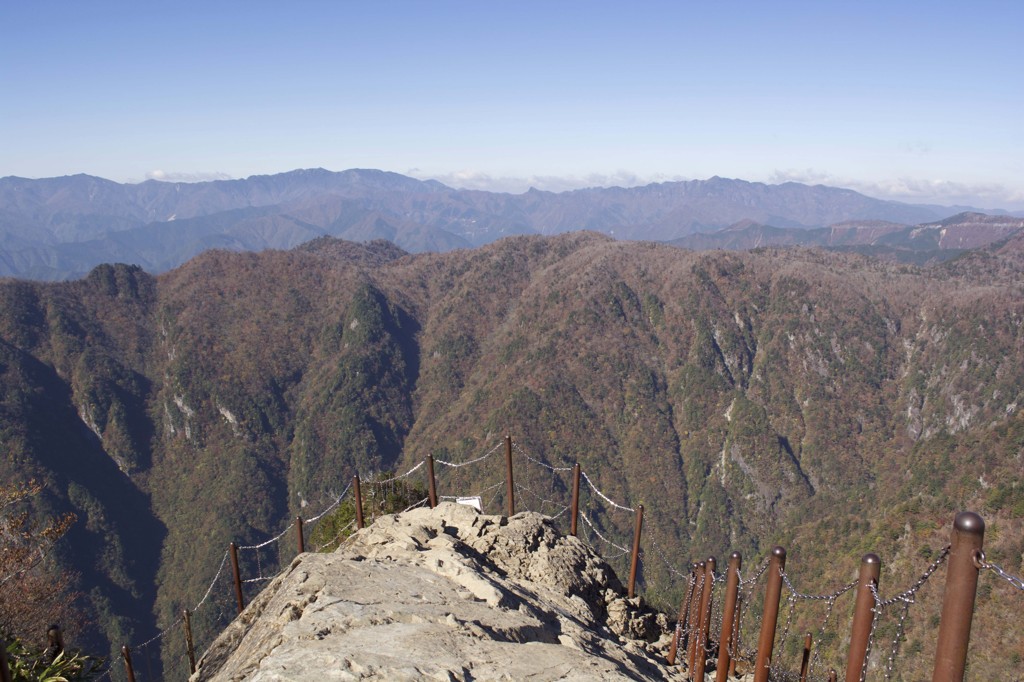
<box><xmin>1</xmin><ymin>233</ymin><xmax>1023</xmax><ymax>677</ymax></box>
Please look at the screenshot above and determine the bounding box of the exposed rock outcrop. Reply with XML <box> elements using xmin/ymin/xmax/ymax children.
<box><xmin>192</xmin><ymin>502</ymin><xmax>686</xmax><ymax>681</ymax></box>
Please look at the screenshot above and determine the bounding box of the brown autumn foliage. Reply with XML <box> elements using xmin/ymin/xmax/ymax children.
<box><xmin>0</xmin><ymin>480</ymin><xmax>82</xmax><ymax>643</ymax></box>
<box><xmin>0</xmin><ymin>234</ymin><xmax>1023</xmax><ymax>677</ymax></box>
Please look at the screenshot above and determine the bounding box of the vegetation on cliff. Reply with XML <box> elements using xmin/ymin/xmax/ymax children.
<box><xmin>0</xmin><ymin>234</ymin><xmax>1022</xmax><ymax>676</ymax></box>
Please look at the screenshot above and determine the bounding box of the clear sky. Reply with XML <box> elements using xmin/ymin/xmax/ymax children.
<box><xmin>3</xmin><ymin>1</ymin><xmax>1023</xmax><ymax>209</ymax></box>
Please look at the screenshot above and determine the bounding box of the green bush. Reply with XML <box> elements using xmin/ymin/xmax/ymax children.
<box><xmin>3</xmin><ymin>637</ymin><xmax>104</xmax><ymax>682</ymax></box>
<box><xmin>309</xmin><ymin>473</ymin><xmax>427</xmax><ymax>552</ymax></box>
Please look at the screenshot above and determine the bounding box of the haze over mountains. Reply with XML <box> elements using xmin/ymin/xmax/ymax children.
<box><xmin>3</xmin><ymin>169</ymin><xmax>1023</xmax><ymax>280</ymax></box>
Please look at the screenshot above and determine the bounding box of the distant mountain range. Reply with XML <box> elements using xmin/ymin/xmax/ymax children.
<box><xmin>670</xmin><ymin>212</ymin><xmax>1024</xmax><ymax>264</ymax></box>
<box><xmin>1</xmin><ymin>168</ymin><xmax>1022</xmax><ymax>280</ymax></box>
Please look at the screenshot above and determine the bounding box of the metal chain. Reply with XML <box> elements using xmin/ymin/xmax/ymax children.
<box><xmin>514</xmin><ymin>480</ymin><xmax>566</xmax><ymax>516</ymax></box>
<box><xmin>372</xmin><ymin>460</ymin><xmax>425</xmax><ymax>485</ymax></box>
<box><xmin>580</xmin><ymin>470</ymin><xmax>635</xmax><ymax>513</ymax></box>
<box><xmin>671</xmin><ymin>571</ymin><xmax>698</xmax><ymax>657</ymax></box>
<box><xmin>647</xmin><ymin>535</ymin><xmax>693</xmax><ymax>581</ymax></box>
<box><xmin>883</xmin><ymin>597</ymin><xmax>913</xmax><ymax>680</ymax></box>
<box><xmin>689</xmin><ymin>568</ymin><xmax>707</xmax><ymax>658</ymax></box>
<box><xmin>578</xmin><ymin>508</ymin><xmax>630</xmax><ymax>557</ymax></box>
<box><xmin>782</xmin><ymin>571</ymin><xmax>859</xmax><ymax>602</ymax></box>
<box><xmin>808</xmin><ymin>595</ymin><xmax>840</xmax><ymax>679</ymax></box>
<box><xmin>859</xmin><ymin>548</ymin><xmax>949</xmax><ymax>682</ymax></box>
<box><xmin>976</xmin><ymin>551</ymin><xmax>1024</xmax><ymax>591</ymax></box>
<box><xmin>435</xmin><ymin>440</ymin><xmax>504</xmax><ymax>468</ymax></box>
<box><xmin>512</xmin><ymin>440</ymin><xmax>576</xmax><ymax>472</ymax></box>
<box><xmin>776</xmin><ymin>591</ymin><xmax>798</xmax><ymax>674</ymax></box>
<box><xmin>304</xmin><ymin>480</ymin><xmax>353</xmax><ymax>523</ymax></box>
<box><xmin>740</xmin><ymin>556</ymin><xmax>771</xmax><ymax>586</ymax></box>
<box><xmin>863</xmin><ymin>583</ymin><xmax>884</xmax><ymax>682</ymax></box>
<box><xmin>878</xmin><ymin>545</ymin><xmax>951</xmax><ymax>608</ymax></box>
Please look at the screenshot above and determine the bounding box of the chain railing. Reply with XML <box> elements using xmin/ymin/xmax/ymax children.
<box><xmin>90</xmin><ymin>437</ymin><xmax>1023</xmax><ymax>682</ymax></box>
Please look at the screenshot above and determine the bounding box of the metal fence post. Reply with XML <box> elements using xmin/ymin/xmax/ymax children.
<box><xmin>504</xmin><ymin>435</ymin><xmax>515</xmax><ymax>516</ymax></box>
<box><xmin>753</xmin><ymin>546</ymin><xmax>787</xmax><ymax>682</ymax></box>
<box><xmin>693</xmin><ymin>557</ymin><xmax>717</xmax><ymax>681</ymax></box>
<box><xmin>183</xmin><ymin>608</ymin><xmax>197</xmax><ymax>674</ymax></box>
<box><xmin>932</xmin><ymin>511</ymin><xmax>985</xmax><ymax>682</ymax></box>
<box><xmin>229</xmin><ymin>541</ymin><xmax>245</xmax><ymax>614</ymax></box>
<box><xmin>570</xmin><ymin>463</ymin><xmax>581</xmax><ymax>536</ymax></box>
<box><xmin>687</xmin><ymin>561</ymin><xmax>707</xmax><ymax>674</ymax></box>
<box><xmin>295</xmin><ymin>516</ymin><xmax>305</xmax><ymax>555</ymax></box>
<box><xmin>716</xmin><ymin>551</ymin><xmax>742</xmax><ymax>682</ymax></box>
<box><xmin>800</xmin><ymin>632</ymin><xmax>812</xmax><ymax>682</ymax></box>
<box><xmin>354</xmin><ymin>474</ymin><xmax>365</xmax><ymax>529</ymax></box>
<box><xmin>729</xmin><ymin>585</ymin><xmax>743</xmax><ymax>679</ymax></box>
<box><xmin>122</xmin><ymin>645</ymin><xmax>137</xmax><ymax>682</ymax></box>
<box><xmin>627</xmin><ymin>504</ymin><xmax>644</xmax><ymax>598</ymax></box>
<box><xmin>846</xmin><ymin>553</ymin><xmax>881</xmax><ymax>682</ymax></box>
<box><xmin>668</xmin><ymin>563</ymin><xmax>698</xmax><ymax>666</ymax></box>
<box><xmin>426</xmin><ymin>455</ymin><xmax>438</xmax><ymax>508</ymax></box>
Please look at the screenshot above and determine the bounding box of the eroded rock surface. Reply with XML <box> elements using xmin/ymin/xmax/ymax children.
<box><xmin>192</xmin><ymin>502</ymin><xmax>685</xmax><ymax>681</ymax></box>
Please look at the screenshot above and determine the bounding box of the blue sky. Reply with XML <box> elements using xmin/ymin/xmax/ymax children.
<box><xmin>3</xmin><ymin>1</ymin><xmax>1023</xmax><ymax>208</ymax></box>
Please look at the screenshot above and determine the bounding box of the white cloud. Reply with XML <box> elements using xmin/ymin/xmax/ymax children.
<box><xmin>769</xmin><ymin>168</ymin><xmax>1024</xmax><ymax>211</ymax></box>
<box><xmin>409</xmin><ymin>169</ymin><xmax>689</xmax><ymax>194</ymax></box>
<box><xmin>145</xmin><ymin>170</ymin><xmax>233</xmax><ymax>183</ymax></box>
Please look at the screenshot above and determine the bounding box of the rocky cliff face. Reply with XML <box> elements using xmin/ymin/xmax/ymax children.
<box><xmin>192</xmin><ymin>502</ymin><xmax>682</xmax><ymax>681</ymax></box>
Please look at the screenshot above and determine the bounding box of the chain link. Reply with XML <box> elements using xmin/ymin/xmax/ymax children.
<box><xmin>976</xmin><ymin>552</ymin><xmax>1024</xmax><ymax>591</ymax></box>
<box><xmin>435</xmin><ymin>440</ymin><xmax>504</xmax><ymax>468</ymax></box>
<box><xmin>512</xmin><ymin>441</ymin><xmax>576</xmax><ymax>472</ymax></box>
<box><xmin>580</xmin><ymin>471</ymin><xmax>635</xmax><ymax>513</ymax></box>
<box><xmin>781</xmin><ymin>571</ymin><xmax>859</xmax><ymax>602</ymax></box>
<box><xmin>883</xmin><ymin>597</ymin><xmax>912</xmax><ymax>681</ymax></box>
<box><xmin>876</xmin><ymin>545</ymin><xmax>950</xmax><ymax>608</ymax></box>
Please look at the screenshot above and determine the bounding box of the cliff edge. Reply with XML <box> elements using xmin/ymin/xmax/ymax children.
<box><xmin>191</xmin><ymin>501</ymin><xmax>686</xmax><ymax>681</ymax></box>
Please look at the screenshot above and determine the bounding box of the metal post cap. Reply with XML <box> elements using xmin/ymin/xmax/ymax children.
<box><xmin>953</xmin><ymin>511</ymin><xmax>985</xmax><ymax>534</ymax></box>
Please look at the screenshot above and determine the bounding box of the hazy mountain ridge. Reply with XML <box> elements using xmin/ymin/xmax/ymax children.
<box><xmin>671</xmin><ymin>211</ymin><xmax>1024</xmax><ymax>264</ymax></box>
<box><xmin>0</xmin><ymin>235</ymin><xmax>1022</xmax><ymax>677</ymax></box>
<box><xmin>1</xmin><ymin>170</ymin><xmax>1012</xmax><ymax>280</ymax></box>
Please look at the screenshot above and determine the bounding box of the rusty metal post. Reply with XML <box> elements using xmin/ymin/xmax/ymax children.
<box><xmin>295</xmin><ymin>516</ymin><xmax>305</xmax><ymax>555</ymax></box>
<box><xmin>799</xmin><ymin>632</ymin><xmax>812</xmax><ymax>682</ymax></box>
<box><xmin>570</xmin><ymin>463</ymin><xmax>581</xmax><ymax>536</ymax></box>
<box><xmin>229</xmin><ymin>541</ymin><xmax>245</xmax><ymax>614</ymax></box>
<box><xmin>0</xmin><ymin>637</ymin><xmax>11</xmax><ymax>682</ymax></box>
<box><xmin>687</xmin><ymin>561</ymin><xmax>707</xmax><ymax>674</ymax></box>
<box><xmin>693</xmin><ymin>557</ymin><xmax>717</xmax><ymax>680</ymax></box>
<box><xmin>504</xmin><ymin>435</ymin><xmax>515</xmax><ymax>516</ymax></box>
<box><xmin>122</xmin><ymin>645</ymin><xmax>137</xmax><ymax>682</ymax></box>
<box><xmin>353</xmin><ymin>474</ymin><xmax>365</xmax><ymax>529</ymax></box>
<box><xmin>426</xmin><ymin>455</ymin><xmax>438</xmax><ymax>508</ymax></box>
<box><xmin>668</xmin><ymin>563</ymin><xmax>698</xmax><ymax>666</ymax></box>
<box><xmin>846</xmin><ymin>553</ymin><xmax>881</xmax><ymax>682</ymax></box>
<box><xmin>716</xmin><ymin>551</ymin><xmax>742</xmax><ymax>682</ymax></box>
<box><xmin>753</xmin><ymin>546</ymin><xmax>787</xmax><ymax>682</ymax></box>
<box><xmin>932</xmin><ymin>511</ymin><xmax>986</xmax><ymax>682</ymax></box>
<box><xmin>46</xmin><ymin>625</ymin><xmax>64</xmax><ymax>660</ymax></box>
<box><xmin>729</xmin><ymin>586</ymin><xmax>742</xmax><ymax>679</ymax></box>
<box><xmin>183</xmin><ymin>609</ymin><xmax>197</xmax><ymax>674</ymax></box>
<box><xmin>627</xmin><ymin>504</ymin><xmax>644</xmax><ymax>599</ymax></box>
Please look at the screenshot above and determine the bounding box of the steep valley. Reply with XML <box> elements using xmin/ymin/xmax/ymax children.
<box><xmin>1</xmin><ymin>233</ymin><xmax>1023</xmax><ymax>678</ymax></box>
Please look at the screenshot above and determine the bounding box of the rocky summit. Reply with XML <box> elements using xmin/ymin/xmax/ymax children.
<box><xmin>191</xmin><ymin>502</ymin><xmax>686</xmax><ymax>681</ymax></box>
